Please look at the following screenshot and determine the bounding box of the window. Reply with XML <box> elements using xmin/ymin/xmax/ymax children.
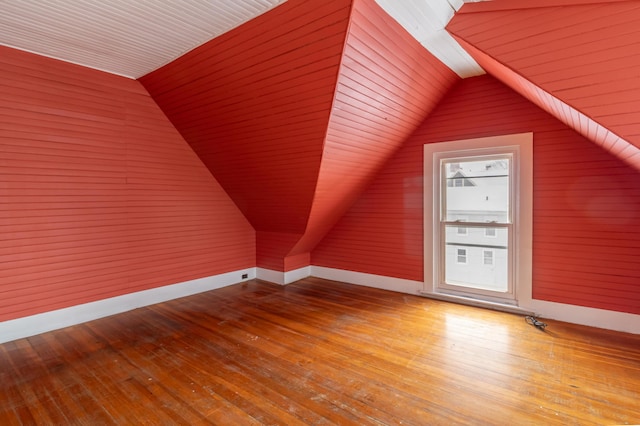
<box><xmin>441</xmin><ymin>155</ymin><xmax>510</xmax><ymax>292</ymax></box>
<box><xmin>423</xmin><ymin>133</ymin><xmax>533</xmax><ymax>306</ymax></box>
<box><xmin>483</xmin><ymin>250</ymin><xmax>494</xmax><ymax>266</ymax></box>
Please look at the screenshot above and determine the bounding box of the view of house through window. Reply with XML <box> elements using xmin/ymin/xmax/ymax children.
<box><xmin>442</xmin><ymin>156</ymin><xmax>511</xmax><ymax>293</ymax></box>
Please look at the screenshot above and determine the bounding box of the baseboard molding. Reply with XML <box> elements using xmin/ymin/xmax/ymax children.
<box><xmin>256</xmin><ymin>266</ymin><xmax>310</xmax><ymax>285</ymax></box>
<box><xmin>0</xmin><ymin>268</ymin><xmax>256</xmax><ymax>344</ymax></box>
<box><xmin>310</xmin><ymin>266</ymin><xmax>423</xmax><ymax>295</ymax></box>
<box><xmin>3</xmin><ymin>266</ymin><xmax>637</xmax><ymax>343</ymax></box>
<box><xmin>522</xmin><ymin>299</ymin><xmax>640</xmax><ymax>335</ymax></box>
<box><xmin>285</xmin><ymin>266</ymin><xmax>311</xmax><ymax>284</ymax></box>
<box><xmin>310</xmin><ymin>266</ymin><xmax>639</xmax><ymax>334</ymax></box>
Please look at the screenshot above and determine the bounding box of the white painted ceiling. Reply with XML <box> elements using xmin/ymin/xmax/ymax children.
<box><xmin>0</xmin><ymin>0</ymin><xmax>484</xmax><ymax>79</ymax></box>
<box><xmin>375</xmin><ymin>0</ymin><xmax>484</xmax><ymax>78</ymax></box>
<box><xmin>0</xmin><ymin>0</ymin><xmax>287</xmax><ymax>78</ymax></box>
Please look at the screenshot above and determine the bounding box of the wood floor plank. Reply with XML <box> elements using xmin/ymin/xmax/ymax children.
<box><xmin>1</xmin><ymin>277</ymin><xmax>639</xmax><ymax>425</ymax></box>
<box><xmin>152</xmin><ymin>302</ymin><xmax>385</xmax><ymax>424</ymax></box>
<box><xmin>0</xmin><ymin>344</ymin><xmax>39</xmax><ymax>426</ymax></box>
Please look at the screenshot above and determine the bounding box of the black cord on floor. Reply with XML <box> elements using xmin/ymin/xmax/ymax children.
<box><xmin>525</xmin><ymin>315</ymin><xmax>547</xmax><ymax>331</ymax></box>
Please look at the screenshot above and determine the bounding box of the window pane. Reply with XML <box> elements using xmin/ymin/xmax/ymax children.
<box><xmin>444</xmin><ymin>158</ymin><xmax>510</xmax><ymax>223</ymax></box>
<box><xmin>444</xmin><ymin>225</ymin><xmax>508</xmax><ymax>292</ymax></box>
<box><xmin>483</xmin><ymin>250</ymin><xmax>494</xmax><ymax>265</ymax></box>
<box><xmin>456</xmin><ymin>248</ymin><xmax>467</xmax><ymax>264</ymax></box>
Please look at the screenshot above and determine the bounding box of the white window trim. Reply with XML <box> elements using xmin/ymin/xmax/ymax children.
<box><xmin>423</xmin><ymin>133</ymin><xmax>533</xmax><ymax>308</ymax></box>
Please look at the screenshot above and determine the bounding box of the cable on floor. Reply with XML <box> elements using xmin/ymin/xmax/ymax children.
<box><xmin>525</xmin><ymin>315</ymin><xmax>547</xmax><ymax>331</ymax></box>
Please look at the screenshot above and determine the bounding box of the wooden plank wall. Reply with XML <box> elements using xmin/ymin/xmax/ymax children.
<box><xmin>312</xmin><ymin>75</ymin><xmax>640</xmax><ymax>315</ymax></box>
<box><xmin>255</xmin><ymin>231</ymin><xmax>304</xmax><ymax>272</ymax></box>
<box><xmin>0</xmin><ymin>47</ymin><xmax>256</xmax><ymax>322</ymax></box>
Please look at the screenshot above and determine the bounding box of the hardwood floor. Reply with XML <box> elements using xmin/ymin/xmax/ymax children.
<box><xmin>1</xmin><ymin>277</ymin><xmax>639</xmax><ymax>425</ymax></box>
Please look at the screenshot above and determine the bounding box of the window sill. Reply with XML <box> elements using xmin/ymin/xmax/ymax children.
<box><xmin>418</xmin><ymin>291</ymin><xmax>534</xmax><ymax>316</ymax></box>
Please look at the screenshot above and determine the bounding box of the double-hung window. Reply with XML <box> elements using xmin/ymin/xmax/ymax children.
<box><xmin>424</xmin><ymin>134</ymin><xmax>533</xmax><ymax>306</ymax></box>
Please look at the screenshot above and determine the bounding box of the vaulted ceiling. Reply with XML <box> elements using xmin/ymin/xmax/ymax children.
<box><xmin>1</xmin><ymin>0</ymin><xmax>638</xmax><ymax>271</ymax></box>
<box><xmin>138</xmin><ymin>0</ymin><xmax>461</xmax><ymax>270</ymax></box>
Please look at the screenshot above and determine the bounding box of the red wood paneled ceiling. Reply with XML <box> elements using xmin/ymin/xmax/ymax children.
<box><xmin>141</xmin><ymin>0</ymin><xmax>458</xmax><ymax>271</ymax></box>
<box><xmin>448</xmin><ymin>0</ymin><xmax>640</xmax><ymax>169</ymax></box>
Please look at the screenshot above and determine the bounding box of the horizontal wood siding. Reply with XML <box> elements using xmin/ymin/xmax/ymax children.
<box><xmin>0</xmin><ymin>47</ymin><xmax>255</xmax><ymax>322</ymax></box>
<box><xmin>312</xmin><ymin>75</ymin><xmax>640</xmax><ymax>315</ymax></box>
<box><xmin>288</xmin><ymin>0</ymin><xmax>459</xmax><ymax>258</ymax></box>
<box><xmin>140</xmin><ymin>0</ymin><xmax>352</xmax><ymax>234</ymax></box>
<box><xmin>448</xmin><ymin>2</ymin><xmax>640</xmax><ymax>168</ymax></box>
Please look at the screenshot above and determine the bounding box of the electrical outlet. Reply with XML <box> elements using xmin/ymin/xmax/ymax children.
<box><xmin>242</xmin><ymin>273</ymin><xmax>248</xmax><ymax>279</ymax></box>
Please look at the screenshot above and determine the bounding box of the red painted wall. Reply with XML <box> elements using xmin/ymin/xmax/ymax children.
<box><xmin>448</xmin><ymin>0</ymin><xmax>640</xmax><ymax>168</ymax></box>
<box><xmin>255</xmin><ymin>231</ymin><xmax>304</xmax><ymax>272</ymax></box>
<box><xmin>312</xmin><ymin>75</ymin><xmax>640</xmax><ymax>315</ymax></box>
<box><xmin>0</xmin><ymin>47</ymin><xmax>255</xmax><ymax>322</ymax></box>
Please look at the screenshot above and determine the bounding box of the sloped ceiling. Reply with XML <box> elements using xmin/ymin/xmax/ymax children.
<box><xmin>0</xmin><ymin>0</ymin><xmax>480</xmax><ymax>272</ymax></box>
<box><xmin>286</xmin><ymin>0</ymin><xmax>460</xmax><ymax>258</ymax></box>
<box><xmin>139</xmin><ymin>0</ymin><xmax>460</xmax><ymax>270</ymax></box>
<box><xmin>448</xmin><ymin>0</ymin><xmax>640</xmax><ymax>169</ymax></box>
<box><xmin>0</xmin><ymin>0</ymin><xmax>474</xmax><ymax>272</ymax></box>
<box><xmin>2</xmin><ymin>0</ymin><xmax>639</xmax><ymax>272</ymax></box>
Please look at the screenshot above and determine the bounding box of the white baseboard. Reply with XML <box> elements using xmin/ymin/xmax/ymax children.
<box><xmin>256</xmin><ymin>266</ymin><xmax>310</xmax><ymax>285</ymax></box>
<box><xmin>310</xmin><ymin>266</ymin><xmax>639</xmax><ymax>335</ymax></box>
<box><xmin>256</xmin><ymin>268</ymin><xmax>286</xmax><ymax>285</ymax></box>
<box><xmin>285</xmin><ymin>266</ymin><xmax>311</xmax><ymax>283</ymax></box>
<box><xmin>3</xmin><ymin>266</ymin><xmax>637</xmax><ymax>343</ymax></box>
<box><xmin>522</xmin><ymin>299</ymin><xmax>640</xmax><ymax>335</ymax></box>
<box><xmin>0</xmin><ymin>268</ymin><xmax>256</xmax><ymax>344</ymax></box>
<box><xmin>311</xmin><ymin>266</ymin><xmax>423</xmax><ymax>294</ymax></box>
